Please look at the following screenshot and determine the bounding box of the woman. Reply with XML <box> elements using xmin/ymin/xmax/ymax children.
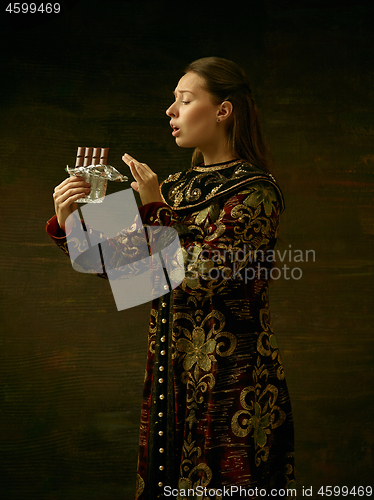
<box><xmin>47</xmin><ymin>57</ymin><xmax>295</xmax><ymax>499</ymax></box>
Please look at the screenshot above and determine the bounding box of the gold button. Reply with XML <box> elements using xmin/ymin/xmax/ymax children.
<box><xmin>161</xmin><ymin>336</ymin><xmax>166</xmax><ymax>342</ymax></box>
<box><xmin>163</xmin><ymin>285</ymin><xmax>168</xmax><ymax>290</ymax></box>
<box><xmin>158</xmin><ymin>481</ymin><xmax>163</xmax><ymax>487</ymax></box>
<box><xmin>159</xmin><ymin>366</ymin><xmax>164</xmax><ymax>371</ymax></box>
<box><xmin>159</xmin><ymin>394</ymin><xmax>165</xmax><ymax>400</ymax></box>
<box><xmin>158</xmin><ymin>412</ymin><xmax>163</xmax><ymax>417</ymax></box>
<box><xmin>159</xmin><ymin>448</ymin><xmax>164</xmax><ymax>453</ymax></box>
<box><xmin>158</xmin><ymin>378</ymin><xmax>164</xmax><ymax>383</ymax></box>
<box><xmin>162</xmin><ymin>302</ymin><xmax>167</xmax><ymax>307</ymax></box>
<box><xmin>160</xmin><ymin>350</ymin><xmax>166</xmax><ymax>355</ymax></box>
<box><xmin>162</xmin><ymin>319</ymin><xmax>167</xmax><ymax>324</ymax></box>
<box><xmin>158</xmin><ymin>431</ymin><xmax>164</xmax><ymax>436</ymax></box>
<box><xmin>159</xmin><ymin>465</ymin><xmax>164</xmax><ymax>471</ymax></box>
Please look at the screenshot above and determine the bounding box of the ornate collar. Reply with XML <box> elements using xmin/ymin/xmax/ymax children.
<box><xmin>193</xmin><ymin>159</ymin><xmax>242</xmax><ymax>172</ymax></box>
<box><xmin>160</xmin><ymin>160</ymin><xmax>285</xmax><ymax>212</ymax></box>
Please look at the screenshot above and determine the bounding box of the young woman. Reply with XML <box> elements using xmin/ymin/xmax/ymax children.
<box><xmin>48</xmin><ymin>57</ymin><xmax>295</xmax><ymax>499</ymax></box>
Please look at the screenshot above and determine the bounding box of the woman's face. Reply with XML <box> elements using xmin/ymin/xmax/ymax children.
<box><xmin>166</xmin><ymin>72</ymin><xmax>222</xmax><ymax>150</ymax></box>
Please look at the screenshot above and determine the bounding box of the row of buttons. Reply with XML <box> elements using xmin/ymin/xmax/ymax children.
<box><xmin>157</xmin><ymin>301</ymin><xmax>168</xmax><ymax>490</ymax></box>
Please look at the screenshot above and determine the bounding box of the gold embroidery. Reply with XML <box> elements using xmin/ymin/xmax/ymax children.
<box><xmin>161</xmin><ymin>160</ymin><xmax>284</xmax><ymax>212</ymax></box>
<box><xmin>135</xmin><ymin>474</ymin><xmax>145</xmax><ymax>499</ymax></box>
<box><xmin>231</xmin><ymin>330</ymin><xmax>287</xmax><ymax>457</ymax></box>
<box><xmin>178</xmin><ymin>434</ymin><xmax>214</xmax><ymax>497</ymax></box>
<box><xmin>193</xmin><ymin>159</ymin><xmax>243</xmax><ymax>172</ymax></box>
<box><xmin>164</xmin><ymin>171</ymin><xmax>182</xmax><ymax>183</ymax></box>
<box><xmin>148</xmin><ymin>309</ymin><xmax>158</xmax><ymax>353</ymax></box>
<box><xmin>205</xmin><ymin>184</ymin><xmax>222</xmax><ymax>200</ymax></box>
<box><xmin>177</xmin><ymin>327</ymin><xmax>216</xmax><ymax>372</ymax></box>
<box><xmin>194</xmin><ymin>206</ymin><xmax>210</xmax><ymax>225</ymax></box>
<box><xmin>243</xmin><ymin>182</ymin><xmax>279</xmax><ymax>216</ymax></box>
<box><xmin>174</xmin><ymin>308</ymin><xmax>237</xmax><ymax>489</ymax></box>
<box><xmin>174</xmin><ymin>191</ymin><xmax>184</xmax><ymax>207</ymax></box>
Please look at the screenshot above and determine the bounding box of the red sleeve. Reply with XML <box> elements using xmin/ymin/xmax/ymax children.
<box><xmin>45</xmin><ymin>215</ymin><xmax>71</xmax><ymax>258</ymax></box>
<box><xmin>138</xmin><ymin>202</ymin><xmax>172</xmax><ymax>225</ymax></box>
<box><xmin>137</xmin><ymin>186</ymin><xmax>281</xmax><ymax>296</ymax></box>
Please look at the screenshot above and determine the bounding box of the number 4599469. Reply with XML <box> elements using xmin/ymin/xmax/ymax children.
<box><xmin>317</xmin><ymin>486</ymin><xmax>372</xmax><ymax>496</ymax></box>
<box><xmin>5</xmin><ymin>3</ymin><xmax>61</xmax><ymax>14</ymax></box>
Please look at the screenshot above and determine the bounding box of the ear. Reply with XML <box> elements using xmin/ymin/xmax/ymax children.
<box><xmin>217</xmin><ymin>101</ymin><xmax>233</xmax><ymax>122</ymax></box>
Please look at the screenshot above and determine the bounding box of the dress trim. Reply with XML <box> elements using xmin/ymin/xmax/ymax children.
<box><xmin>193</xmin><ymin>159</ymin><xmax>241</xmax><ymax>172</ymax></box>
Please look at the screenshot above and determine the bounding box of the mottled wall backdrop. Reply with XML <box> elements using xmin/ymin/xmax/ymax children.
<box><xmin>1</xmin><ymin>1</ymin><xmax>373</xmax><ymax>499</ymax></box>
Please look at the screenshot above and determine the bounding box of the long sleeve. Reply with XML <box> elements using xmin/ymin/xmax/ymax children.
<box><xmin>139</xmin><ymin>180</ymin><xmax>281</xmax><ymax>297</ymax></box>
<box><xmin>45</xmin><ymin>213</ymin><xmax>150</xmax><ymax>280</ymax></box>
<box><xmin>45</xmin><ymin>209</ymin><xmax>186</xmax><ymax>287</ymax></box>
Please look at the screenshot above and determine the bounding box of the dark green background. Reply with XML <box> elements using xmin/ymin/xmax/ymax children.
<box><xmin>1</xmin><ymin>1</ymin><xmax>373</xmax><ymax>499</ymax></box>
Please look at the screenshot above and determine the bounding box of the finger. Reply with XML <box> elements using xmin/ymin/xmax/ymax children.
<box><xmin>132</xmin><ymin>162</ymin><xmax>158</xmax><ymax>185</ymax></box>
<box><xmin>56</xmin><ymin>175</ymin><xmax>87</xmax><ymax>188</ymax></box>
<box><xmin>128</xmin><ymin>161</ymin><xmax>142</xmax><ymax>183</ymax></box>
<box><xmin>122</xmin><ymin>154</ymin><xmax>141</xmax><ymax>181</ymax></box>
<box><xmin>65</xmin><ymin>175</ymin><xmax>90</xmax><ymax>186</ymax></box>
<box><xmin>54</xmin><ymin>177</ymin><xmax>90</xmax><ymax>194</ymax></box>
<box><xmin>122</xmin><ymin>153</ymin><xmax>137</xmax><ymax>167</ymax></box>
<box><xmin>130</xmin><ymin>161</ymin><xmax>155</xmax><ymax>182</ymax></box>
<box><xmin>122</xmin><ymin>154</ymin><xmax>157</xmax><ymax>185</ymax></box>
<box><xmin>123</xmin><ymin>153</ymin><xmax>150</xmax><ymax>173</ymax></box>
<box><xmin>58</xmin><ymin>194</ymin><xmax>84</xmax><ymax>212</ymax></box>
<box><xmin>130</xmin><ymin>181</ymin><xmax>139</xmax><ymax>192</ymax></box>
<box><xmin>138</xmin><ymin>166</ymin><xmax>157</xmax><ymax>182</ymax></box>
<box><xmin>54</xmin><ymin>186</ymin><xmax>90</xmax><ymax>204</ymax></box>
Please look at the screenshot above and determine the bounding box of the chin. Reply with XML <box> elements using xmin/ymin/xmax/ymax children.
<box><xmin>175</xmin><ymin>137</ymin><xmax>195</xmax><ymax>149</ymax></box>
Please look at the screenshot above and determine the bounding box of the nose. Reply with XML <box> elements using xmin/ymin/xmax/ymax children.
<box><xmin>166</xmin><ymin>102</ymin><xmax>177</xmax><ymax>117</ymax></box>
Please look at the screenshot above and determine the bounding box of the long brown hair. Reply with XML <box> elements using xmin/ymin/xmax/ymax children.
<box><xmin>185</xmin><ymin>57</ymin><xmax>272</xmax><ymax>173</ymax></box>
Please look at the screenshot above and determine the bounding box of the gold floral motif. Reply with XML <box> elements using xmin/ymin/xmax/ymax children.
<box><xmin>177</xmin><ymin>327</ymin><xmax>216</xmax><ymax>371</ymax></box>
<box><xmin>174</xmin><ymin>308</ymin><xmax>237</xmax><ymax>487</ymax></box>
<box><xmin>243</xmin><ymin>182</ymin><xmax>278</xmax><ymax>216</ymax></box>
<box><xmin>231</xmin><ymin>353</ymin><xmax>287</xmax><ymax>455</ymax></box>
<box><xmin>230</xmin><ymin>202</ymin><xmax>274</xmax><ymax>248</ymax></box>
<box><xmin>251</xmin><ymin>401</ymin><xmax>272</xmax><ymax>447</ymax></box>
<box><xmin>178</xmin><ymin>432</ymin><xmax>214</xmax><ymax>498</ymax></box>
<box><xmin>182</xmin><ymin>369</ymin><xmax>215</xmax><ymax>408</ymax></box>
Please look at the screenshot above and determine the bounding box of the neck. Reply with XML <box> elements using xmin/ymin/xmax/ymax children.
<box><xmin>200</xmin><ymin>141</ymin><xmax>236</xmax><ymax>166</ymax></box>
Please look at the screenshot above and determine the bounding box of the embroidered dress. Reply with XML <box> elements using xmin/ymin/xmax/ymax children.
<box><xmin>46</xmin><ymin>159</ymin><xmax>295</xmax><ymax>500</ymax></box>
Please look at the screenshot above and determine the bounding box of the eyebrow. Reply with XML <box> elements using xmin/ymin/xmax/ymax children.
<box><xmin>173</xmin><ymin>89</ymin><xmax>195</xmax><ymax>96</ymax></box>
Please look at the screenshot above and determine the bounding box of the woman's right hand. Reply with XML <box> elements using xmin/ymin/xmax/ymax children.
<box><xmin>53</xmin><ymin>176</ymin><xmax>91</xmax><ymax>231</ymax></box>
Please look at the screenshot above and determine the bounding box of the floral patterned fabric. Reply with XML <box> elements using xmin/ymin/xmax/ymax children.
<box><xmin>46</xmin><ymin>160</ymin><xmax>295</xmax><ymax>500</ymax></box>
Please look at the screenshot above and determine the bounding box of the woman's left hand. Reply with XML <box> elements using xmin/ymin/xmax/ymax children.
<box><xmin>122</xmin><ymin>153</ymin><xmax>164</xmax><ymax>206</ymax></box>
